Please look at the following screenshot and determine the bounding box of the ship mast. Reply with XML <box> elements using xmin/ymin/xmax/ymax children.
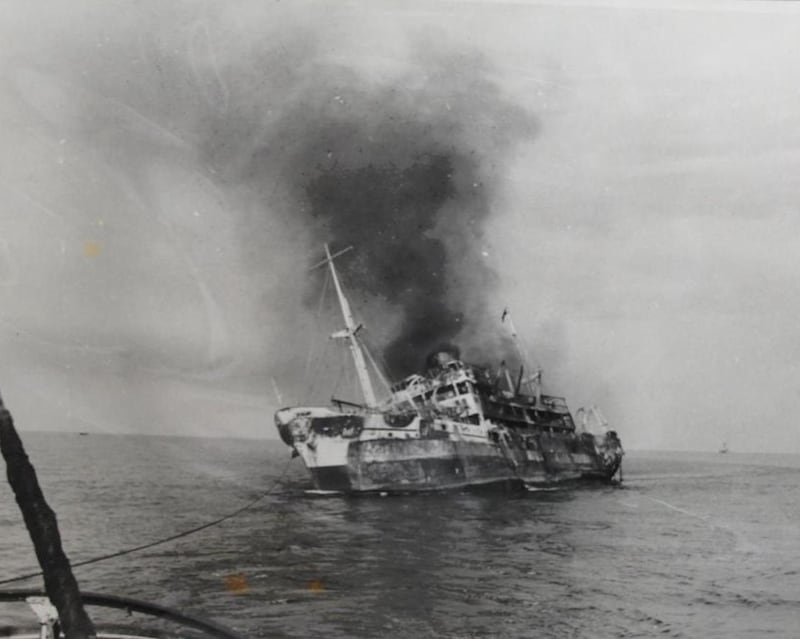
<box><xmin>502</xmin><ymin>307</ymin><xmax>542</xmax><ymax>403</ymax></box>
<box><xmin>322</xmin><ymin>244</ymin><xmax>377</xmax><ymax>408</ymax></box>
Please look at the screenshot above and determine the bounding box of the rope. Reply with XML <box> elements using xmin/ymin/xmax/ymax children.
<box><xmin>331</xmin><ymin>343</ymin><xmax>347</xmax><ymax>399</ymax></box>
<box><xmin>300</xmin><ymin>268</ymin><xmax>331</xmax><ymax>401</ymax></box>
<box><xmin>0</xmin><ymin>457</ymin><xmax>294</xmax><ymax>587</ymax></box>
<box><xmin>359</xmin><ymin>331</ymin><xmax>392</xmax><ymax>395</ymax></box>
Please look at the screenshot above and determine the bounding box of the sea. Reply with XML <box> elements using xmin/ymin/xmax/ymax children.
<box><xmin>1</xmin><ymin>432</ymin><xmax>798</xmax><ymax>639</ymax></box>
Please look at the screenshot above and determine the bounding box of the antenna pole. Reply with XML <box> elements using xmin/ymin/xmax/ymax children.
<box><xmin>270</xmin><ymin>377</ymin><xmax>284</xmax><ymax>406</ymax></box>
<box><xmin>325</xmin><ymin>244</ymin><xmax>377</xmax><ymax>407</ymax></box>
<box><xmin>502</xmin><ymin>308</ymin><xmax>526</xmax><ymax>365</ymax></box>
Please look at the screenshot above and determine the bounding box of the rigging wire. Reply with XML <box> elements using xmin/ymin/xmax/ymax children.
<box><xmin>305</xmin><ymin>336</ymin><xmax>336</xmax><ymax>403</ymax></box>
<box><xmin>333</xmin><ymin>275</ymin><xmax>394</xmax><ymax>401</ymax></box>
<box><xmin>300</xmin><ymin>268</ymin><xmax>331</xmax><ymax>403</ymax></box>
<box><xmin>305</xmin><ymin>272</ymin><xmax>338</xmax><ymax>403</ymax></box>
<box><xmin>324</xmin><ymin>271</ymin><xmax>363</xmax><ymax>404</ymax></box>
<box><xmin>359</xmin><ymin>330</ymin><xmax>393</xmax><ymax>390</ymax></box>
<box><xmin>342</xmin><ymin>340</ymin><xmax>355</xmax><ymax>401</ymax></box>
<box><xmin>361</xmin><ymin>337</ymin><xmax>391</xmax><ymax>398</ymax></box>
<box><xmin>330</xmin><ymin>338</ymin><xmax>349</xmax><ymax>400</ymax></box>
<box><xmin>0</xmin><ymin>457</ymin><xmax>295</xmax><ymax>587</ymax></box>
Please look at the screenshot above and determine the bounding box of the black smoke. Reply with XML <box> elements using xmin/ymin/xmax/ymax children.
<box><xmin>237</xmin><ymin>52</ymin><xmax>536</xmax><ymax>377</ymax></box>
<box><xmin>58</xmin><ymin>13</ymin><xmax>537</xmax><ymax>378</ymax></box>
<box><xmin>305</xmin><ymin>153</ymin><xmax>461</xmax><ymax>374</ymax></box>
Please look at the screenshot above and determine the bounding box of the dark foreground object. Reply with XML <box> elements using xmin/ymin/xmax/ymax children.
<box><xmin>0</xmin><ymin>393</ymin><xmax>96</xmax><ymax>639</ymax></box>
<box><xmin>0</xmin><ymin>391</ymin><xmax>247</xmax><ymax>639</ymax></box>
<box><xmin>0</xmin><ymin>590</ymin><xmax>247</xmax><ymax>639</ymax></box>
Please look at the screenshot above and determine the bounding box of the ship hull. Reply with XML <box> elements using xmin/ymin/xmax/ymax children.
<box><xmin>308</xmin><ymin>449</ymin><xmax>619</xmax><ymax>493</ymax></box>
<box><xmin>276</xmin><ymin>409</ymin><xmax>623</xmax><ymax>494</ymax></box>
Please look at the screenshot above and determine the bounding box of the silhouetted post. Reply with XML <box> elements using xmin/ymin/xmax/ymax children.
<box><xmin>0</xmin><ymin>391</ymin><xmax>96</xmax><ymax>639</ymax></box>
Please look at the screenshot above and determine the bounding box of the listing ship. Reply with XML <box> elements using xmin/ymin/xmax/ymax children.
<box><xmin>275</xmin><ymin>245</ymin><xmax>624</xmax><ymax>494</ymax></box>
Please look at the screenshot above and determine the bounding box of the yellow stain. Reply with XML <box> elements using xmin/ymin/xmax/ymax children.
<box><xmin>308</xmin><ymin>579</ymin><xmax>325</xmax><ymax>593</ymax></box>
<box><xmin>83</xmin><ymin>241</ymin><xmax>101</xmax><ymax>258</ymax></box>
<box><xmin>224</xmin><ymin>574</ymin><xmax>250</xmax><ymax>594</ymax></box>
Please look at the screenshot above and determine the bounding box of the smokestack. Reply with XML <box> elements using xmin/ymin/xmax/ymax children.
<box><xmin>425</xmin><ymin>343</ymin><xmax>461</xmax><ymax>370</ymax></box>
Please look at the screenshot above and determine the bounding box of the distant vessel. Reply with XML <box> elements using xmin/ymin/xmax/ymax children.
<box><xmin>275</xmin><ymin>245</ymin><xmax>624</xmax><ymax>494</ymax></box>
<box><xmin>719</xmin><ymin>442</ymin><xmax>729</xmax><ymax>454</ymax></box>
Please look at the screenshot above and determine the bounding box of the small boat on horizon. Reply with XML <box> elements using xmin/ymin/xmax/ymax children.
<box><xmin>719</xmin><ymin>442</ymin><xmax>729</xmax><ymax>454</ymax></box>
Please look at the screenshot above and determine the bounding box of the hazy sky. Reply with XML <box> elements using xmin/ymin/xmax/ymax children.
<box><xmin>1</xmin><ymin>0</ymin><xmax>799</xmax><ymax>452</ymax></box>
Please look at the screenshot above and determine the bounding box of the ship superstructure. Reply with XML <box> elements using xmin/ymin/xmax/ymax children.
<box><xmin>275</xmin><ymin>245</ymin><xmax>623</xmax><ymax>493</ymax></box>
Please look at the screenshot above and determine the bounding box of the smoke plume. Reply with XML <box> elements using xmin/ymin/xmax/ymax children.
<box><xmin>234</xmin><ymin>48</ymin><xmax>537</xmax><ymax>376</ymax></box>
<box><xmin>29</xmin><ymin>7</ymin><xmax>537</xmax><ymax>379</ymax></box>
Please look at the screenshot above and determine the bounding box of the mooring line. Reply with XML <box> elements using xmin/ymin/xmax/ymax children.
<box><xmin>0</xmin><ymin>457</ymin><xmax>294</xmax><ymax>586</ymax></box>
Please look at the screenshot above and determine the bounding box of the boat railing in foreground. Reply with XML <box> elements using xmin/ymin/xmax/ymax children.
<box><xmin>0</xmin><ymin>589</ymin><xmax>247</xmax><ymax>639</ymax></box>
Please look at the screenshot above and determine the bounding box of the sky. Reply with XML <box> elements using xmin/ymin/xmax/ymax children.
<box><xmin>1</xmin><ymin>0</ymin><xmax>799</xmax><ymax>452</ymax></box>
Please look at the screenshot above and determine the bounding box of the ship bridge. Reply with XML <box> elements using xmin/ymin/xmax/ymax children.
<box><xmin>385</xmin><ymin>360</ymin><xmax>482</xmax><ymax>424</ymax></box>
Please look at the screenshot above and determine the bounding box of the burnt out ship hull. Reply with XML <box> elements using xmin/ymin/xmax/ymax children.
<box><xmin>275</xmin><ymin>403</ymin><xmax>623</xmax><ymax>494</ymax></box>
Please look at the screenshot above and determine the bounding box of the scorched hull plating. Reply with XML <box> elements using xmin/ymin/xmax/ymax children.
<box><xmin>276</xmin><ymin>411</ymin><xmax>623</xmax><ymax>494</ymax></box>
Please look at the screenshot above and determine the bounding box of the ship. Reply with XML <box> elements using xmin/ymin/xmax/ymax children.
<box><xmin>275</xmin><ymin>245</ymin><xmax>624</xmax><ymax>494</ymax></box>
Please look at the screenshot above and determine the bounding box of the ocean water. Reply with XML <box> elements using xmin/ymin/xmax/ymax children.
<box><xmin>1</xmin><ymin>432</ymin><xmax>799</xmax><ymax>638</ymax></box>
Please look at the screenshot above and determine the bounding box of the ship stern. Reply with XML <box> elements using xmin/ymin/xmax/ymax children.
<box><xmin>582</xmin><ymin>430</ymin><xmax>624</xmax><ymax>481</ymax></box>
